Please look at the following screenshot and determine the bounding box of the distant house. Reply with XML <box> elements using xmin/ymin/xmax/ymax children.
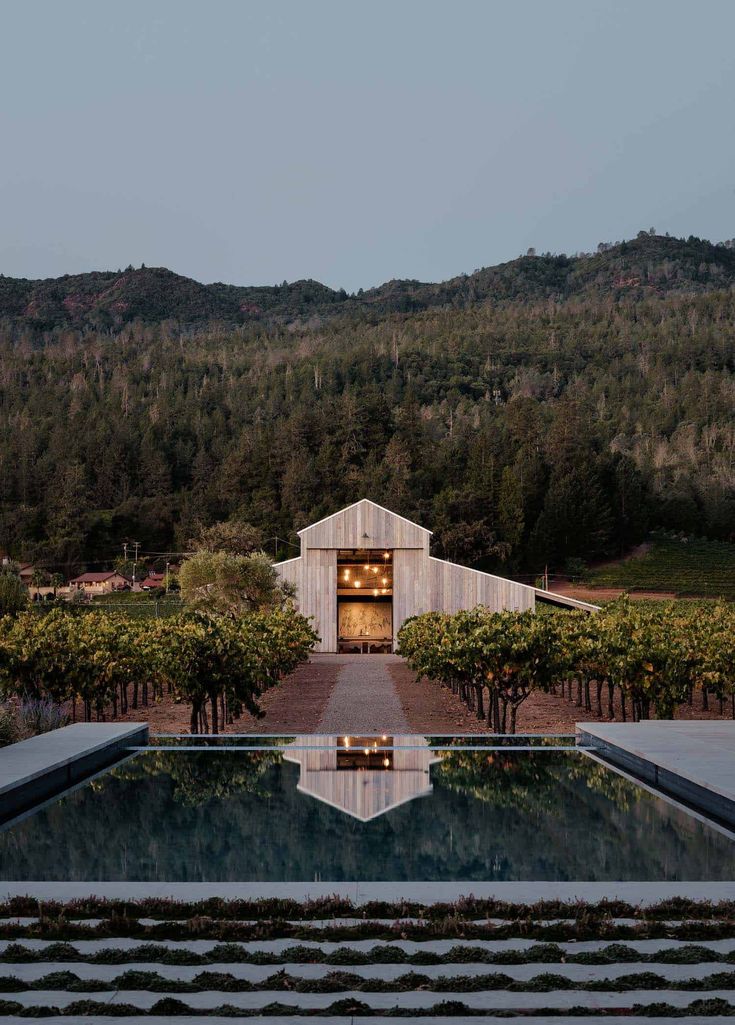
<box><xmin>140</xmin><ymin>572</ymin><xmax>166</xmax><ymax>590</ymax></box>
<box><xmin>17</xmin><ymin>563</ymin><xmax>36</xmax><ymax>587</ymax></box>
<box><xmin>69</xmin><ymin>571</ymin><xmax>130</xmax><ymax>596</ymax></box>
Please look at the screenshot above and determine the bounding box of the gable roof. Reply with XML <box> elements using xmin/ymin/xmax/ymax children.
<box><xmin>70</xmin><ymin>571</ymin><xmax>127</xmax><ymax>583</ymax></box>
<box><xmin>140</xmin><ymin>576</ymin><xmax>164</xmax><ymax>586</ymax></box>
<box><xmin>298</xmin><ymin>499</ymin><xmax>431</xmax><ymax>537</ymax></box>
<box><xmin>298</xmin><ymin>499</ymin><xmax>431</xmax><ymax>551</ymax></box>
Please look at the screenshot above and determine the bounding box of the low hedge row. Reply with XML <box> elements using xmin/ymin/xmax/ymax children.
<box><xmin>4</xmin><ymin>896</ymin><xmax>734</xmax><ymax>921</ymax></box>
<box><xmin>0</xmin><ymin>996</ymin><xmax>734</xmax><ymax>1017</ymax></box>
<box><xmin>3</xmin><ymin>941</ymin><xmax>730</xmax><ymax>966</ymax></box>
<box><xmin>3</xmin><ymin>967</ymin><xmax>735</xmax><ymax>993</ymax></box>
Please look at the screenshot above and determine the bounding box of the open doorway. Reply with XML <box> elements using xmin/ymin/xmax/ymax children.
<box><xmin>336</xmin><ymin>549</ymin><xmax>393</xmax><ymax>653</ymax></box>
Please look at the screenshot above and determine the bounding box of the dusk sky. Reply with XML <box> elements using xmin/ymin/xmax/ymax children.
<box><xmin>2</xmin><ymin>0</ymin><xmax>734</xmax><ymax>291</ymax></box>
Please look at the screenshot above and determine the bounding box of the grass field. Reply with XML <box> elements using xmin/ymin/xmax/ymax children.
<box><xmin>32</xmin><ymin>591</ymin><xmax>183</xmax><ymax>619</ymax></box>
<box><xmin>588</xmin><ymin>533</ymin><xmax>735</xmax><ymax>600</ymax></box>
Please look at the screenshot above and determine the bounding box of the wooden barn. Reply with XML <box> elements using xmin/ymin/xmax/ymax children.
<box><xmin>274</xmin><ymin>499</ymin><xmax>597</xmax><ymax>654</ymax></box>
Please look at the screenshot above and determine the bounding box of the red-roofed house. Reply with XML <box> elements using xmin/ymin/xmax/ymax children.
<box><xmin>140</xmin><ymin>572</ymin><xmax>165</xmax><ymax>590</ymax></box>
<box><xmin>69</xmin><ymin>571</ymin><xmax>130</xmax><ymax>596</ymax></box>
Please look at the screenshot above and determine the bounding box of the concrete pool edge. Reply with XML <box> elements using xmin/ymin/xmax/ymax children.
<box><xmin>0</xmin><ymin>722</ymin><xmax>149</xmax><ymax>820</ymax></box>
<box><xmin>3</xmin><ymin>881</ymin><xmax>735</xmax><ymax>904</ymax></box>
<box><xmin>576</xmin><ymin>720</ymin><xmax>735</xmax><ymax>829</ymax></box>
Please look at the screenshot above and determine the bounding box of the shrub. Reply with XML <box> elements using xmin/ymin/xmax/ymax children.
<box><xmin>0</xmin><ymin>575</ymin><xmax>28</xmax><ymax>617</ymax></box>
<box><xmin>17</xmin><ymin>699</ymin><xmax>70</xmax><ymax>737</ymax></box>
<box><xmin>0</xmin><ymin>705</ymin><xmax>18</xmax><ymax>747</ymax></box>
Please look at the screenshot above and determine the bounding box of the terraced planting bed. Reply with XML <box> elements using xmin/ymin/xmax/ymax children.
<box><xmin>1</xmin><ymin>898</ymin><xmax>735</xmax><ymax>1019</ymax></box>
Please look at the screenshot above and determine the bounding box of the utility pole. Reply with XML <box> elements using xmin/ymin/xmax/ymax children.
<box><xmin>132</xmin><ymin>540</ymin><xmax>141</xmax><ymax>588</ymax></box>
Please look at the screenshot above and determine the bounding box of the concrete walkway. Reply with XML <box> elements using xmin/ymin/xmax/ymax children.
<box><xmin>317</xmin><ymin>655</ymin><xmax>409</xmax><ymax>733</ymax></box>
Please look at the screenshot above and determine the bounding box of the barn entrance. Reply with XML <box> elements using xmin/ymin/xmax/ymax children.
<box><xmin>336</xmin><ymin>549</ymin><xmax>393</xmax><ymax>653</ymax></box>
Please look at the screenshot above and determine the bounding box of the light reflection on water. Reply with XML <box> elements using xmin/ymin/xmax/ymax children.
<box><xmin>0</xmin><ymin>736</ymin><xmax>733</xmax><ymax>882</ymax></box>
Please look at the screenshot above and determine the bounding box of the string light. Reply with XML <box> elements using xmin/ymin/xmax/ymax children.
<box><xmin>353</xmin><ymin>580</ymin><xmax>361</xmax><ymax>588</ymax></box>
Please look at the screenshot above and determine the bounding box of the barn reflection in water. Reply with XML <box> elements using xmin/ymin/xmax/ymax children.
<box><xmin>283</xmin><ymin>735</ymin><xmax>442</xmax><ymax>821</ymax></box>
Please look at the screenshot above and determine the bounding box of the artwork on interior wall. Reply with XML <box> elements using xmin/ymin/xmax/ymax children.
<box><xmin>339</xmin><ymin>602</ymin><xmax>392</xmax><ymax>639</ymax></box>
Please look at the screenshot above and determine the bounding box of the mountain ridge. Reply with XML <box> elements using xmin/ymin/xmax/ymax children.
<box><xmin>2</xmin><ymin>232</ymin><xmax>735</xmax><ymax>329</ymax></box>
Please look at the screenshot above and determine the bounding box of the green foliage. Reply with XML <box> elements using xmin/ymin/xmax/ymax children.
<box><xmin>178</xmin><ymin>550</ymin><xmax>290</xmax><ymax>616</ymax></box>
<box><xmin>2</xmin><ymin>234</ymin><xmax>734</xmax><ymax>576</ymax></box>
<box><xmin>0</xmin><ymin>575</ymin><xmax>28</xmax><ymax>617</ymax></box>
<box><xmin>589</xmin><ymin>534</ymin><xmax>735</xmax><ymax>599</ymax></box>
<box><xmin>187</xmin><ymin>518</ymin><xmax>264</xmax><ymax>555</ymax></box>
<box><xmin>0</xmin><ymin>705</ymin><xmax>18</xmax><ymax>747</ymax></box>
<box><xmin>3</xmin><ymin>234</ymin><xmax>735</xmax><ymax>329</ymax></box>
<box><xmin>0</xmin><ymin>607</ymin><xmax>317</xmax><ymax>732</ymax></box>
<box><xmin>398</xmin><ymin>599</ymin><xmax>735</xmax><ymax>731</ymax></box>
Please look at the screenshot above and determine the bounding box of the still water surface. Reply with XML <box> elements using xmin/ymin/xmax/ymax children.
<box><xmin>0</xmin><ymin>742</ymin><xmax>732</xmax><ymax>881</ymax></box>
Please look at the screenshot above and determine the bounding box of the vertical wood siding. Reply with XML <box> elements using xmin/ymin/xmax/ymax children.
<box><xmin>392</xmin><ymin>548</ymin><xmax>430</xmax><ymax>647</ymax></box>
<box><xmin>300</xmin><ymin>499</ymin><xmax>430</xmax><ymax>551</ymax></box>
<box><xmin>428</xmin><ymin>557</ymin><xmax>535</xmax><ymax>614</ymax></box>
<box><xmin>275</xmin><ymin>551</ymin><xmax>337</xmax><ymax>652</ymax></box>
<box><xmin>283</xmin><ymin>736</ymin><xmax>441</xmax><ymax>820</ymax></box>
<box><xmin>277</xmin><ymin>503</ymin><xmax>538</xmax><ymax>652</ymax></box>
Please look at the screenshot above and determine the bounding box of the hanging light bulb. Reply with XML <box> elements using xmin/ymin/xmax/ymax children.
<box><xmin>354</xmin><ymin>580</ymin><xmax>361</xmax><ymax>588</ymax></box>
<box><xmin>343</xmin><ymin>737</ymin><xmax>351</xmax><ymax>748</ymax></box>
<box><xmin>381</xmin><ymin>577</ymin><xmax>388</xmax><ymax>585</ymax></box>
<box><xmin>364</xmin><ymin>563</ymin><xmax>370</xmax><ymax>571</ymax></box>
<box><xmin>343</xmin><ymin>569</ymin><xmax>350</xmax><ymax>580</ymax></box>
<box><xmin>371</xmin><ymin>566</ymin><xmax>378</xmax><ymax>574</ymax></box>
<box><xmin>373</xmin><ymin>588</ymin><xmax>378</xmax><ymax>596</ymax></box>
<box><xmin>383</xmin><ymin>757</ymin><xmax>390</xmax><ymax>767</ymax></box>
<box><xmin>384</xmin><ymin>551</ymin><xmax>390</xmax><ymax>559</ymax></box>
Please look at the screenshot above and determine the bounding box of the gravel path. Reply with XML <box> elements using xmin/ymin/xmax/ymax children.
<box><xmin>316</xmin><ymin>655</ymin><xmax>409</xmax><ymax>733</ymax></box>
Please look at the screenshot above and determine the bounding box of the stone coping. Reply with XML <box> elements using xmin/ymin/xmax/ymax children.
<box><xmin>3</xmin><ymin>880</ymin><xmax>735</xmax><ymax>904</ymax></box>
<box><xmin>0</xmin><ymin>1019</ymin><xmax>718</xmax><ymax>1025</ymax></box>
<box><xmin>0</xmin><ymin>1018</ymin><xmax>715</xmax><ymax>1025</ymax></box>
<box><xmin>0</xmin><ymin>722</ymin><xmax>148</xmax><ymax>819</ymax></box>
<box><xmin>577</xmin><ymin>720</ymin><xmax>735</xmax><ymax>828</ymax></box>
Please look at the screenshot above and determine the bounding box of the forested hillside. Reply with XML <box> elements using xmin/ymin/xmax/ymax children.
<box><xmin>3</xmin><ymin>232</ymin><xmax>735</xmax><ymax>329</ymax></box>
<box><xmin>1</xmin><ymin>233</ymin><xmax>734</xmax><ymax>575</ymax></box>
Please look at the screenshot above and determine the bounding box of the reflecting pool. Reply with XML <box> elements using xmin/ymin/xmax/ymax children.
<box><xmin>0</xmin><ymin>737</ymin><xmax>733</xmax><ymax>881</ymax></box>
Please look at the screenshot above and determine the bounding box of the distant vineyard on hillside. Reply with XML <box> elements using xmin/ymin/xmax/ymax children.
<box><xmin>588</xmin><ymin>534</ymin><xmax>735</xmax><ymax>599</ymax></box>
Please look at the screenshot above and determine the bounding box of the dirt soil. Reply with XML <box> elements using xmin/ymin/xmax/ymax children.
<box><xmin>114</xmin><ymin>659</ymin><xmax>342</xmax><ymax>734</ymax></box>
<box><xmin>114</xmin><ymin>654</ymin><xmax>732</xmax><ymax>736</ymax></box>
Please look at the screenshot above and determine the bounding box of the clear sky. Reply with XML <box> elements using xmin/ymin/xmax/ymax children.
<box><xmin>1</xmin><ymin>0</ymin><xmax>734</xmax><ymax>291</ymax></box>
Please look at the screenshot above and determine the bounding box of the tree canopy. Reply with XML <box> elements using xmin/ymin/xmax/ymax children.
<box><xmin>1</xmin><ymin>233</ymin><xmax>734</xmax><ymax>577</ymax></box>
